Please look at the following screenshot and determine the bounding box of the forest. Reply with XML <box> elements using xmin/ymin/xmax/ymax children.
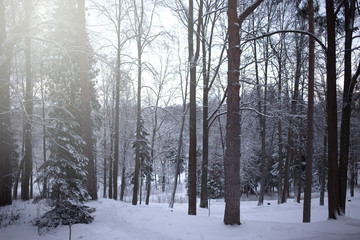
<box><xmin>0</xmin><ymin>0</ymin><xmax>360</xmax><ymax>233</ymax></box>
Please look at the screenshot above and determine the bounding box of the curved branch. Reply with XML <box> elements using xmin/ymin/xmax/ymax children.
<box><xmin>242</xmin><ymin>30</ymin><xmax>327</xmax><ymax>52</ymax></box>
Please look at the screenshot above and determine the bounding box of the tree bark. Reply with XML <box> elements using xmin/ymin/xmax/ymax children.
<box><xmin>326</xmin><ymin>0</ymin><xmax>339</xmax><ymax>219</ymax></box>
<box><xmin>320</xmin><ymin>134</ymin><xmax>327</xmax><ymax>206</ymax></box>
<box><xmin>112</xmin><ymin>5</ymin><xmax>121</xmax><ymax>200</ymax></box>
<box><xmin>21</xmin><ymin>0</ymin><xmax>33</xmax><ymax>201</ymax></box>
<box><xmin>224</xmin><ymin>0</ymin><xmax>264</xmax><ymax>225</ymax></box>
<box><xmin>303</xmin><ymin>0</ymin><xmax>315</xmax><ymax>222</ymax></box>
<box><xmin>339</xmin><ymin>0</ymin><xmax>356</xmax><ymax>215</ymax></box>
<box><xmin>187</xmin><ymin>0</ymin><xmax>202</xmax><ymax>215</ymax></box>
<box><xmin>78</xmin><ymin>0</ymin><xmax>97</xmax><ymax>200</ymax></box>
<box><xmin>224</xmin><ymin>0</ymin><xmax>241</xmax><ymax>223</ymax></box>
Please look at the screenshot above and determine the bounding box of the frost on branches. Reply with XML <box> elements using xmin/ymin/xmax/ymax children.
<box><xmin>34</xmin><ymin>105</ymin><xmax>95</xmax><ymax>232</ymax></box>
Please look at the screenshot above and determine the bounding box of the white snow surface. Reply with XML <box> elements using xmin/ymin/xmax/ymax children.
<box><xmin>1</xmin><ymin>195</ymin><xmax>360</xmax><ymax>240</ymax></box>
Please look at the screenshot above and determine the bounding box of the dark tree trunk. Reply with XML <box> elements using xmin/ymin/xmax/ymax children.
<box><xmin>132</xmin><ymin>0</ymin><xmax>145</xmax><ymax>206</ymax></box>
<box><xmin>224</xmin><ymin>0</ymin><xmax>264</xmax><ymax>225</ymax></box>
<box><xmin>108</xmin><ymin>131</ymin><xmax>113</xmax><ymax>199</ymax></box>
<box><xmin>120</xmin><ymin>142</ymin><xmax>127</xmax><ymax>201</ymax></box>
<box><xmin>339</xmin><ymin>0</ymin><xmax>356</xmax><ymax>215</ymax></box>
<box><xmin>78</xmin><ymin>0</ymin><xmax>97</xmax><ymax>200</ymax></box>
<box><xmin>187</xmin><ymin>0</ymin><xmax>202</xmax><ymax>216</ymax></box>
<box><xmin>224</xmin><ymin>0</ymin><xmax>241</xmax><ymax>223</ymax></box>
<box><xmin>103</xmin><ymin>127</ymin><xmax>107</xmax><ymax>198</ymax></box>
<box><xmin>326</xmin><ymin>0</ymin><xmax>339</xmax><ymax>219</ymax></box>
<box><xmin>0</xmin><ymin>0</ymin><xmax>12</xmax><ymax>206</ymax></box>
<box><xmin>200</xmin><ymin>33</ymin><xmax>209</xmax><ymax>209</ymax></box>
<box><xmin>349</xmin><ymin>143</ymin><xmax>355</xmax><ymax>197</ymax></box>
<box><xmin>296</xmin><ymin>122</ymin><xmax>303</xmax><ymax>204</ymax></box>
<box><xmin>21</xmin><ymin>0</ymin><xmax>33</xmax><ymax>201</ymax></box>
<box><xmin>303</xmin><ymin>0</ymin><xmax>315</xmax><ymax>222</ymax></box>
<box><xmin>320</xmin><ymin>134</ymin><xmax>327</xmax><ymax>206</ymax></box>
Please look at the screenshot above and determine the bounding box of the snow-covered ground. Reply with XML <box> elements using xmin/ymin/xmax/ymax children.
<box><xmin>1</xmin><ymin>194</ymin><xmax>360</xmax><ymax>240</ymax></box>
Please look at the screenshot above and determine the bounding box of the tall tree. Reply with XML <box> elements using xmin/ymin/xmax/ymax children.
<box><xmin>200</xmin><ymin>0</ymin><xmax>227</xmax><ymax>209</ymax></box>
<box><xmin>224</xmin><ymin>0</ymin><xmax>264</xmax><ymax>225</ymax></box>
<box><xmin>303</xmin><ymin>0</ymin><xmax>315</xmax><ymax>223</ymax></box>
<box><xmin>169</xmin><ymin>41</ymin><xmax>189</xmax><ymax>208</ymax></box>
<box><xmin>0</xmin><ymin>0</ymin><xmax>13</xmax><ymax>206</ymax></box>
<box><xmin>113</xmin><ymin>0</ymin><xmax>122</xmax><ymax>201</ymax></box>
<box><xmin>325</xmin><ymin>0</ymin><xmax>339</xmax><ymax>219</ymax></box>
<box><xmin>131</xmin><ymin>0</ymin><xmax>160</xmax><ymax>205</ymax></box>
<box><xmin>339</xmin><ymin>0</ymin><xmax>359</xmax><ymax>215</ymax></box>
<box><xmin>78</xmin><ymin>0</ymin><xmax>97</xmax><ymax>200</ymax></box>
<box><xmin>187</xmin><ymin>0</ymin><xmax>202</xmax><ymax>215</ymax></box>
<box><xmin>21</xmin><ymin>0</ymin><xmax>33</xmax><ymax>201</ymax></box>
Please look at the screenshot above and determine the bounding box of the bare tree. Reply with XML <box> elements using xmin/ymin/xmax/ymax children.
<box><xmin>199</xmin><ymin>0</ymin><xmax>227</xmax><ymax>209</ymax></box>
<box><xmin>131</xmin><ymin>0</ymin><xmax>160</xmax><ymax>205</ymax></box>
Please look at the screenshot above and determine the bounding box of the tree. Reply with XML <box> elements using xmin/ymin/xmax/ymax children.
<box><xmin>224</xmin><ymin>0</ymin><xmax>264</xmax><ymax>225</ymax></box>
<box><xmin>303</xmin><ymin>0</ymin><xmax>315</xmax><ymax>223</ymax></box>
<box><xmin>132</xmin><ymin>116</ymin><xmax>151</xmax><ymax>204</ymax></box>
<box><xmin>187</xmin><ymin>0</ymin><xmax>202</xmax><ymax>215</ymax></box>
<box><xmin>0</xmin><ymin>0</ymin><xmax>13</xmax><ymax>206</ymax></box>
<box><xmin>21</xmin><ymin>0</ymin><xmax>34</xmax><ymax>201</ymax></box>
<box><xmin>200</xmin><ymin>0</ymin><xmax>227</xmax><ymax>209</ymax></box>
<box><xmin>325</xmin><ymin>0</ymin><xmax>339</xmax><ymax>220</ymax></box>
<box><xmin>131</xmin><ymin>0</ymin><xmax>160</xmax><ymax>205</ymax></box>
<box><xmin>78</xmin><ymin>0</ymin><xmax>97</xmax><ymax>201</ymax></box>
<box><xmin>169</xmin><ymin>41</ymin><xmax>189</xmax><ymax>208</ymax></box>
<box><xmin>339</xmin><ymin>0</ymin><xmax>359</xmax><ymax>215</ymax></box>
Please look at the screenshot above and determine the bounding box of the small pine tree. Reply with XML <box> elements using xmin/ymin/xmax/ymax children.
<box><xmin>132</xmin><ymin>116</ymin><xmax>151</xmax><ymax>193</ymax></box>
<box><xmin>208</xmin><ymin>159</ymin><xmax>224</xmax><ymax>199</ymax></box>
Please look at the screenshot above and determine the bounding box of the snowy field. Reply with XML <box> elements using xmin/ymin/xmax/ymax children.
<box><xmin>1</xmin><ymin>194</ymin><xmax>360</xmax><ymax>240</ymax></box>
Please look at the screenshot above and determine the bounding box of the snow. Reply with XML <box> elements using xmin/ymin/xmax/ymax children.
<box><xmin>1</xmin><ymin>195</ymin><xmax>360</xmax><ymax>240</ymax></box>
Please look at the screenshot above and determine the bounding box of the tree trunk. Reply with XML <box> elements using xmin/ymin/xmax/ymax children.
<box><xmin>109</xmin><ymin>131</ymin><xmax>113</xmax><ymax>199</ymax></box>
<box><xmin>224</xmin><ymin>0</ymin><xmax>241</xmax><ymax>225</ymax></box>
<box><xmin>113</xmin><ymin>0</ymin><xmax>122</xmax><ymax>201</ymax></box>
<box><xmin>303</xmin><ymin>0</ymin><xmax>315</xmax><ymax>222</ymax></box>
<box><xmin>132</xmin><ymin>0</ymin><xmax>145</xmax><ymax>206</ymax></box>
<box><xmin>200</xmin><ymin>30</ymin><xmax>209</xmax><ymax>209</ymax></box>
<box><xmin>224</xmin><ymin>0</ymin><xmax>264</xmax><ymax>225</ymax></box>
<box><xmin>120</xmin><ymin>142</ymin><xmax>127</xmax><ymax>201</ymax></box>
<box><xmin>21</xmin><ymin>0</ymin><xmax>33</xmax><ymax>201</ymax></box>
<box><xmin>320</xmin><ymin>134</ymin><xmax>327</xmax><ymax>206</ymax></box>
<box><xmin>103</xmin><ymin>125</ymin><xmax>107</xmax><ymax>198</ymax></box>
<box><xmin>254</xmin><ymin>35</ymin><xmax>267</xmax><ymax>206</ymax></box>
<box><xmin>326</xmin><ymin>0</ymin><xmax>339</xmax><ymax>219</ymax></box>
<box><xmin>339</xmin><ymin>0</ymin><xmax>356</xmax><ymax>215</ymax></box>
<box><xmin>187</xmin><ymin>0</ymin><xmax>202</xmax><ymax>216</ymax></box>
<box><xmin>169</xmin><ymin>106</ymin><xmax>187</xmax><ymax>208</ymax></box>
<box><xmin>78</xmin><ymin>0</ymin><xmax>97</xmax><ymax>200</ymax></box>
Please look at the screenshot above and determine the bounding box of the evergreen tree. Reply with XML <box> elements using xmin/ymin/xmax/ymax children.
<box><xmin>33</xmin><ymin>0</ymin><xmax>97</xmax><ymax>230</ymax></box>
<box><xmin>132</xmin><ymin>116</ymin><xmax>151</xmax><ymax>200</ymax></box>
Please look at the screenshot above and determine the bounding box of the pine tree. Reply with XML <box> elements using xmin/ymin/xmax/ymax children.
<box><xmin>132</xmin><ymin>116</ymin><xmax>151</xmax><ymax>202</ymax></box>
